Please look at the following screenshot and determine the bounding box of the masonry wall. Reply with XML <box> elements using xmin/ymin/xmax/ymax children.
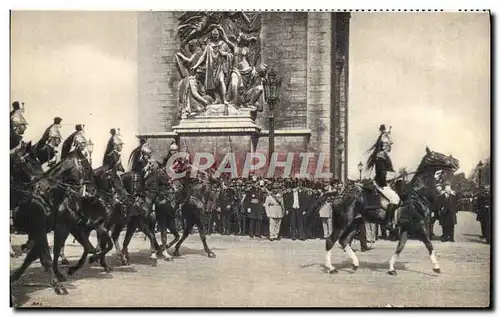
<box><xmin>138</xmin><ymin>11</ymin><xmax>181</xmax><ymax>135</ymax></box>
<box><xmin>260</xmin><ymin>12</ymin><xmax>308</xmax><ymax>130</ymax></box>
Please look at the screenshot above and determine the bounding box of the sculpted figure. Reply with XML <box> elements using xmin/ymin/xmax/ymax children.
<box><xmin>175</xmin><ymin>40</ymin><xmax>214</xmax><ymax>119</ymax></box>
<box><xmin>190</xmin><ymin>27</ymin><xmax>233</xmax><ymax>105</ymax></box>
<box><xmin>217</xmin><ymin>26</ymin><xmax>266</xmax><ymax>111</ymax></box>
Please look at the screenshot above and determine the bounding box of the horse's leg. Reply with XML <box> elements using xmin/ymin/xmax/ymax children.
<box><xmin>10</xmin><ymin>232</ymin><xmax>44</xmax><ymax>282</ymax></box>
<box><xmin>60</xmin><ymin>241</ymin><xmax>70</xmax><ymax>265</ymax></box>
<box><xmin>121</xmin><ymin>217</ymin><xmax>138</xmax><ymax>262</ymax></box>
<box><xmin>111</xmin><ymin>222</ymin><xmax>128</xmax><ymax>265</ymax></box>
<box><xmin>418</xmin><ymin>231</ymin><xmax>441</xmax><ymax>273</ymax></box>
<box><xmin>67</xmin><ymin>228</ymin><xmax>96</xmax><ymax>276</ymax></box>
<box><xmin>89</xmin><ymin>226</ymin><xmax>114</xmax><ymax>273</ymax></box>
<box><xmin>165</xmin><ymin>211</ymin><xmax>180</xmax><ymax>249</ymax></box>
<box><xmin>39</xmin><ymin>233</ymin><xmax>68</xmax><ymax>295</ymax></box>
<box><xmin>174</xmin><ymin>219</ymin><xmax>194</xmax><ymax>257</ymax></box>
<box><xmin>195</xmin><ymin>215</ymin><xmax>216</xmax><ymax>258</ymax></box>
<box><xmin>140</xmin><ymin>220</ymin><xmax>162</xmax><ymax>266</ymax></box>
<box><xmin>388</xmin><ymin>229</ymin><xmax>409</xmax><ymax>276</ymax></box>
<box><xmin>52</xmin><ymin>223</ymin><xmax>70</xmax><ymax>282</ymax></box>
<box><xmin>338</xmin><ymin>220</ymin><xmax>362</xmax><ymax>271</ymax></box>
<box><xmin>324</xmin><ymin>226</ymin><xmax>346</xmax><ymax>274</ymax></box>
<box><xmin>156</xmin><ymin>205</ymin><xmax>173</xmax><ymax>261</ymax></box>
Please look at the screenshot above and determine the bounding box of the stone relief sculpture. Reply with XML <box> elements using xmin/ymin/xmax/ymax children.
<box><xmin>174</xmin><ymin>11</ymin><xmax>267</xmax><ymax>120</ymax></box>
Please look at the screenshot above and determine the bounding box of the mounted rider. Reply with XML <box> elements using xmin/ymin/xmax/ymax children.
<box><xmin>10</xmin><ymin>101</ymin><xmax>28</xmax><ymax>150</ymax></box>
<box><xmin>103</xmin><ymin>128</ymin><xmax>125</xmax><ymax>174</ymax></box>
<box><xmin>61</xmin><ymin>124</ymin><xmax>85</xmax><ymax>160</ymax></box>
<box><xmin>366</xmin><ymin>124</ymin><xmax>400</xmax><ymax>223</ymax></box>
<box><xmin>160</xmin><ymin>141</ymin><xmax>190</xmax><ymax>177</ymax></box>
<box><xmin>34</xmin><ymin>117</ymin><xmax>63</xmax><ymax>166</ymax></box>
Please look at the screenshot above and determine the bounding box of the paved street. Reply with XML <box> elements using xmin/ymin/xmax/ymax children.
<box><xmin>10</xmin><ymin>211</ymin><xmax>490</xmax><ymax>307</ymax></box>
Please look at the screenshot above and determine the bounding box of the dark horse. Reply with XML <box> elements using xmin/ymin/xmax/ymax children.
<box><xmin>323</xmin><ymin>147</ymin><xmax>459</xmax><ymax>275</ymax></box>
<box><xmin>11</xmin><ymin>150</ymin><xmax>98</xmax><ymax>295</ymax></box>
<box><xmin>114</xmin><ymin>166</ymin><xmax>167</xmax><ymax>265</ymax></box>
<box><xmin>168</xmin><ymin>166</ymin><xmax>218</xmax><ymax>258</ymax></box>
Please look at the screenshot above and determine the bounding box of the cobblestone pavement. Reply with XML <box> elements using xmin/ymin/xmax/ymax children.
<box><xmin>10</xmin><ymin>211</ymin><xmax>490</xmax><ymax>307</ymax></box>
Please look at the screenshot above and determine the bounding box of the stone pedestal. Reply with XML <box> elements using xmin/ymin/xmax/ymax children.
<box><xmin>172</xmin><ymin>114</ymin><xmax>261</xmax><ymax>172</ymax></box>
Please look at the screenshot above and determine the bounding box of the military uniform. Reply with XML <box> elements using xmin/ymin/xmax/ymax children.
<box><xmin>61</xmin><ymin>124</ymin><xmax>85</xmax><ymax>160</ymax></box>
<box><xmin>243</xmin><ymin>182</ymin><xmax>266</xmax><ymax>238</ymax></box>
<box><xmin>10</xmin><ymin>105</ymin><xmax>28</xmax><ymax>150</ymax></box>
<box><xmin>102</xmin><ymin>129</ymin><xmax>125</xmax><ymax>173</ymax></box>
<box><xmin>35</xmin><ymin>123</ymin><xmax>62</xmax><ymax>166</ymax></box>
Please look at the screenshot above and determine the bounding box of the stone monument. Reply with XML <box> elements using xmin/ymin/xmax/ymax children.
<box><xmin>137</xmin><ymin>11</ymin><xmax>350</xmax><ymax>180</ymax></box>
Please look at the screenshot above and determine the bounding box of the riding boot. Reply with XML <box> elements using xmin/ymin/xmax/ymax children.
<box><xmin>384</xmin><ymin>204</ymin><xmax>398</xmax><ymax>231</ymax></box>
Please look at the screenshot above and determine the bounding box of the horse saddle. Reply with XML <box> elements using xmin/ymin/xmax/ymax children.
<box><xmin>362</xmin><ymin>184</ymin><xmax>382</xmax><ymax>210</ymax></box>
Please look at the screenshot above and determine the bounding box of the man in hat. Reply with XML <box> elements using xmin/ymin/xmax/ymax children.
<box><xmin>263</xmin><ymin>183</ymin><xmax>284</xmax><ymax>241</ymax></box>
<box><xmin>437</xmin><ymin>181</ymin><xmax>458</xmax><ymax>242</ymax></box>
<box><xmin>475</xmin><ymin>185</ymin><xmax>491</xmax><ymax>244</ymax></box>
<box><xmin>366</xmin><ymin>124</ymin><xmax>400</xmax><ymax>225</ymax></box>
<box><xmin>36</xmin><ymin>117</ymin><xmax>63</xmax><ymax>153</ymax></box>
<box><xmin>103</xmin><ymin>128</ymin><xmax>125</xmax><ymax>173</ymax></box>
<box><xmin>61</xmin><ymin>124</ymin><xmax>85</xmax><ymax>160</ymax></box>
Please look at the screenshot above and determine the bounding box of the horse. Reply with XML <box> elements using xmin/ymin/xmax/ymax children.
<box><xmin>168</xmin><ymin>166</ymin><xmax>218</xmax><ymax>258</ymax></box>
<box><xmin>322</xmin><ymin>147</ymin><xmax>459</xmax><ymax>275</ymax></box>
<box><xmin>10</xmin><ymin>150</ymin><xmax>98</xmax><ymax>295</ymax></box>
<box><xmin>113</xmin><ymin>167</ymin><xmax>167</xmax><ymax>266</ymax></box>
<box><xmin>60</xmin><ymin>165</ymin><xmax>131</xmax><ymax>273</ymax></box>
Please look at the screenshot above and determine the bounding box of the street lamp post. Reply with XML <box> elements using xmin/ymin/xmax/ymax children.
<box><xmin>336</xmin><ymin>135</ymin><xmax>345</xmax><ymax>182</ymax></box>
<box><xmin>87</xmin><ymin>138</ymin><xmax>94</xmax><ymax>166</ymax></box>
<box><xmin>477</xmin><ymin>160</ymin><xmax>484</xmax><ymax>187</ymax></box>
<box><xmin>263</xmin><ymin>69</ymin><xmax>282</xmax><ymax>161</ymax></box>
<box><xmin>357</xmin><ymin>161</ymin><xmax>363</xmax><ymax>181</ymax></box>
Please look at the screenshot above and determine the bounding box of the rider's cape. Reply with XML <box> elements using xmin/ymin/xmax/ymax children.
<box><xmin>128</xmin><ymin>145</ymin><xmax>143</xmax><ymax>172</ymax></box>
<box><xmin>61</xmin><ymin>131</ymin><xmax>78</xmax><ymax>160</ymax></box>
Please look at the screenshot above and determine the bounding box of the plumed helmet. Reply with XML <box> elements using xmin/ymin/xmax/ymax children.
<box><xmin>169</xmin><ymin>143</ymin><xmax>179</xmax><ymax>151</ymax></box>
<box><xmin>141</xmin><ymin>143</ymin><xmax>152</xmax><ymax>155</ymax></box>
<box><xmin>10</xmin><ymin>110</ymin><xmax>27</xmax><ymax>126</ymax></box>
<box><xmin>113</xmin><ymin>134</ymin><xmax>124</xmax><ymax>145</ymax></box>
<box><xmin>73</xmin><ymin>131</ymin><xmax>88</xmax><ymax>146</ymax></box>
<box><xmin>48</xmin><ymin>124</ymin><xmax>62</xmax><ymax>140</ymax></box>
<box><xmin>75</xmin><ymin>124</ymin><xmax>84</xmax><ymax>131</ymax></box>
<box><xmin>112</xmin><ymin>129</ymin><xmax>124</xmax><ymax>145</ymax></box>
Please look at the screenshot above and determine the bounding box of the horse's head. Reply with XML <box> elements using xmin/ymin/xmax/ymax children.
<box><xmin>46</xmin><ymin>151</ymin><xmax>97</xmax><ymax>198</ymax></box>
<box><xmin>10</xmin><ymin>141</ymin><xmax>43</xmax><ymax>183</ymax></box>
<box><xmin>421</xmin><ymin>147</ymin><xmax>460</xmax><ymax>172</ymax></box>
<box><xmin>413</xmin><ymin>147</ymin><xmax>460</xmax><ymax>198</ymax></box>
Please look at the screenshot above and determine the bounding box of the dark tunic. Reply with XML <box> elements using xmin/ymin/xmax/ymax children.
<box><xmin>437</xmin><ymin>193</ymin><xmax>458</xmax><ymax>227</ymax></box>
<box><xmin>243</xmin><ymin>186</ymin><xmax>265</xmax><ymax>220</ymax></box>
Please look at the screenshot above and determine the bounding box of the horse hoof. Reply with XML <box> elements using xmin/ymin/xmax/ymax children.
<box><xmin>151</xmin><ymin>259</ymin><xmax>158</xmax><ymax>267</ymax></box>
<box><xmin>352</xmin><ymin>265</ymin><xmax>359</xmax><ymax>271</ymax></box>
<box><xmin>208</xmin><ymin>252</ymin><xmax>216</xmax><ymax>258</ymax></box>
<box><xmin>103</xmin><ymin>266</ymin><xmax>114</xmax><ymax>273</ymax></box>
<box><xmin>173</xmin><ymin>250</ymin><xmax>181</xmax><ymax>257</ymax></box>
<box><xmin>60</xmin><ymin>258</ymin><xmax>70</xmax><ymax>266</ymax></box>
<box><xmin>433</xmin><ymin>268</ymin><xmax>441</xmax><ymax>273</ymax></box>
<box><xmin>388</xmin><ymin>270</ymin><xmax>397</xmax><ymax>276</ymax></box>
<box><xmin>54</xmin><ymin>286</ymin><xmax>69</xmax><ymax>295</ymax></box>
<box><xmin>328</xmin><ymin>268</ymin><xmax>339</xmax><ymax>274</ymax></box>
